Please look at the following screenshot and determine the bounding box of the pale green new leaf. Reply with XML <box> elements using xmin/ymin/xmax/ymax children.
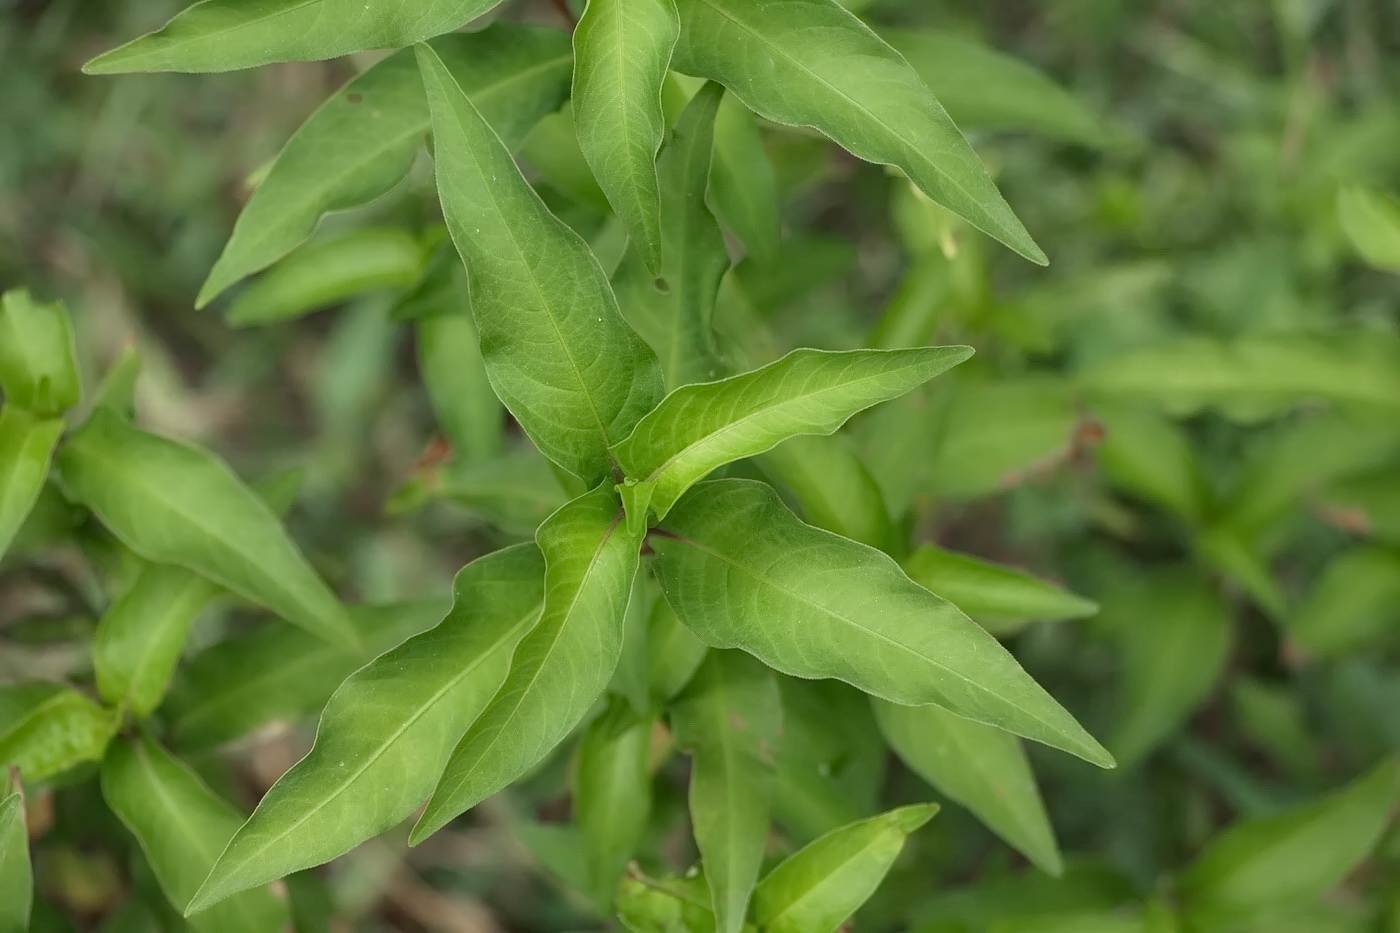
<box><xmin>198</xmin><ymin>26</ymin><xmax>572</xmax><ymax>305</ymax></box>
<box><xmin>0</xmin><ymin>780</ymin><xmax>32</xmax><ymax>933</ymax></box>
<box><xmin>101</xmin><ymin>735</ymin><xmax>290</xmax><ymax>932</ymax></box>
<box><xmin>874</xmin><ymin>699</ymin><xmax>1061</xmax><ymax>875</ymax></box>
<box><xmin>0</xmin><ymin>406</ymin><xmax>64</xmax><ymax>562</ymax></box>
<box><xmin>617</xmin><ymin>868</ymin><xmax>718</xmax><ymax>933</ymax></box>
<box><xmin>84</xmin><ymin>0</ymin><xmax>506</xmax><ymax>74</ymax></box>
<box><xmin>1337</xmin><ymin>185</ymin><xmax>1400</xmax><ymax>271</ymax></box>
<box><xmin>615</xmin><ymin>347</ymin><xmax>970</xmax><ymax>519</ymax></box>
<box><xmin>573</xmin><ymin>0</ymin><xmax>679</xmax><ymax>274</ymax></box>
<box><xmin>413</xmin><ymin>484</ymin><xmax>643</xmax><ymax>841</ymax></box>
<box><xmin>56</xmin><ymin>409</ymin><xmax>356</xmax><ymax>647</ymax></box>
<box><xmin>573</xmin><ymin>698</ymin><xmax>654</xmax><ymax>907</ymax></box>
<box><xmin>187</xmin><ymin>547</ymin><xmax>542</xmax><ymax>914</ymax></box>
<box><xmin>1179</xmin><ymin>757</ymin><xmax>1400</xmax><ymax>923</ymax></box>
<box><xmin>0</xmin><ymin>290</ymin><xmax>80</xmax><ymax>417</ymax></box>
<box><xmin>167</xmin><ymin>600</ymin><xmax>448</xmax><ymax>750</ymax></box>
<box><xmin>0</xmin><ymin>684</ymin><xmax>117</xmax><ymax>782</ymax></box>
<box><xmin>671</xmin><ymin>0</ymin><xmax>1046</xmax><ymax>264</ymax></box>
<box><xmin>418</xmin><ymin>43</ymin><xmax>665</xmax><ymax>483</ymax></box>
<box><xmin>670</xmin><ymin>650</ymin><xmax>780</xmax><ymax>933</ymax></box>
<box><xmin>614</xmin><ymin>81</ymin><xmax>730</xmax><ymax>390</ymax></box>
<box><xmin>650</xmin><ymin>480</ymin><xmax>1113</xmax><ymax>768</ymax></box>
<box><xmin>903</xmin><ymin>545</ymin><xmax>1097</xmax><ymax>637</ymax></box>
<box><xmin>752</xmin><ymin>803</ymin><xmax>939</xmax><ymax>933</ymax></box>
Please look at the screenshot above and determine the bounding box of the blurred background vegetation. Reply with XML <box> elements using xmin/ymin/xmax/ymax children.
<box><xmin>3</xmin><ymin>0</ymin><xmax>1400</xmax><ymax>929</ymax></box>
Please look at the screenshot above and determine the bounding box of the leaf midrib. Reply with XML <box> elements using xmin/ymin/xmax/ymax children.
<box><xmin>758</xmin><ymin>829</ymin><xmax>887</xmax><ymax>928</ymax></box>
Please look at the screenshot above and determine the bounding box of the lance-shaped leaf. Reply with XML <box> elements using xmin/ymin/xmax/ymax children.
<box><xmin>0</xmin><ymin>684</ymin><xmax>118</xmax><ymax>782</ymax></box>
<box><xmin>646</xmin><ymin>595</ymin><xmax>708</xmax><ymax>706</ymax></box>
<box><xmin>0</xmin><ymin>290</ymin><xmax>80</xmax><ymax>417</ymax></box>
<box><xmin>614</xmin><ymin>81</ymin><xmax>730</xmax><ymax>390</ymax></box>
<box><xmin>198</xmin><ymin>26</ymin><xmax>571</xmax><ymax>305</ymax></box>
<box><xmin>573</xmin><ymin>0</ymin><xmax>679</xmax><ymax>274</ymax></box>
<box><xmin>874</xmin><ymin>699</ymin><xmax>1061</xmax><ymax>875</ymax></box>
<box><xmin>101</xmin><ymin>735</ymin><xmax>290</xmax><ymax>932</ymax></box>
<box><xmin>84</xmin><ymin>0</ymin><xmax>508</xmax><ymax>74</ymax></box>
<box><xmin>1337</xmin><ymin>185</ymin><xmax>1400</xmax><ymax>271</ymax></box>
<box><xmin>418</xmin><ymin>43</ymin><xmax>664</xmax><ymax>483</ymax></box>
<box><xmin>573</xmin><ymin>698</ymin><xmax>655</xmax><ymax>908</ymax></box>
<box><xmin>759</xmin><ymin>433</ymin><xmax>895</xmax><ymax>552</ymax></box>
<box><xmin>1289</xmin><ymin>547</ymin><xmax>1400</xmax><ymax>657</ymax></box>
<box><xmin>650</xmin><ymin>480</ymin><xmax>1113</xmax><ymax>768</ymax></box>
<box><xmin>670</xmin><ymin>0</ymin><xmax>1045</xmax><ymax>264</ymax></box>
<box><xmin>709</xmin><ymin>93</ymin><xmax>780</xmax><ymax>264</ymax></box>
<box><xmin>417</xmin><ymin>303</ymin><xmax>504</xmax><ymax>465</ymax></box>
<box><xmin>413</xmin><ymin>484</ymin><xmax>643</xmax><ymax>841</ymax></box>
<box><xmin>752</xmin><ymin>803</ymin><xmax>938</xmax><ymax>933</ymax></box>
<box><xmin>615</xmin><ymin>347</ymin><xmax>970</xmax><ymax>519</ymax></box>
<box><xmin>903</xmin><ymin>545</ymin><xmax>1098</xmax><ymax>637</ymax></box>
<box><xmin>167</xmin><ymin>600</ymin><xmax>449</xmax><ymax>750</ymax></box>
<box><xmin>1179</xmin><ymin>756</ymin><xmax>1400</xmax><ymax>924</ymax></box>
<box><xmin>0</xmin><ymin>778</ymin><xmax>30</xmax><ymax>932</ymax></box>
<box><xmin>670</xmin><ymin>650</ymin><xmax>780</xmax><ymax>933</ymax></box>
<box><xmin>56</xmin><ymin>409</ymin><xmax>355</xmax><ymax>647</ymax></box>
<box><xmin>0</xmin><ymin>406</ymin><xmax>64</xmax><ymax>561</ymax></box>
<box><xmin>187</xmin><ymin>547</ymin><xmax>542</xmax><ymax>914</ymax></box>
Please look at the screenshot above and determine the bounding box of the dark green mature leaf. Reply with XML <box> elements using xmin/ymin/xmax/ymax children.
<box><xmin>573</xmin><ymin>0</ymin><xmax>679</xmax><ymax>274</ymax></box>
<box><xmin>1179</xmin><ymin>757</ymin><xmax>1400</xmax><ymax>924</ymax></box>
<box><xmin>614</xmin><ymin>81</ymin><xmax>730</xmax><ymax>390</ymax></box>
<box><xmin>671</xmin><ymin>0</ymin><xmax>1046</xmax><ymax>264</ymax></box>
<box><xmin>0</xmin><ymin>777</ymin><xmax>32</xmax><ymax>932</ymax></box>
<box><xmin>0</xmin><ymin>406</ymin><xmax>64</xmax><ymax>562</ymax></box>
<box><xmin>413</xmin><ymin>484</ymin><xmax>643</xmax><ymax>841</ymax></box>
<box><xmin>1337</xmin><ymin>185</ymin><xmax>1400</xmax><ymax>271</ymax></box>
<box><xmin>774</xmin><ymin>680</ymin><xmax>885</xmax><ymax>841</ymax></box>
<box><xmin>616</xmin><ymin>347</ymin><xmax>970</xmax><ymax>519</ymax></box>
<box><xmin>1109</xmin><ymin>573</ymin><xmax>1232</xmax><ymax>768</ymax></box>
<box><xmin>0</xmin><ymin>684</ymin><xmax>117</xmax><ymax>782</ymax></box>
<box><xmin>670</xmin><ymin>650</ymin><xmax>780</xmax><ymax>933</ymax></box>
<box><xmin>198</xmin><ymin>26</ymin><xmax>572</xmax><ymax>305</ymax></box>
<box><xmin>752</xmin><ymin>803</ymin><xmax>939</xmax><ymax>933</ymax></box>
<box><xmin>903</xmin><ymin>546</ymin><xmax>1097</xmax><ymax>637</ymax></box>
<box><xmin>167</xmin><ymin>600</ymin><xmax>449</xmax><ymax>750</ymax></box>
<box><xmin>0</xmin><ymin>290</ymin><xmax>80</xmax><ymax>417</ymax></box>
<box><xmin>875</xmin><ymin>699</ymin><xmax>1061</xmax><ymax>875</ymax></box>
<box><xmin>574</xmin><ymin>698</ymin><xmax>654</xmax><ymax>907</ymax></box>
<box><xmin>885</xmin><ymin>30</ymin><xmax>1106</xmax><ymax>145</ymax></box>
<box><xmin>759</xmin><ymin>434</ymin><xmax>896</xmax><ymax>552</ymax></box>
<box><xmin>93</xmin><ymin>563</ymin><xmax>220</xmax><ymax>718</ymax></box>
<box><xmin>418</xmin><ymin>42</ymin><xmax>665</xmax><ymax>483</ymax></box>
<box><xmin>1288</xmin><ymin>547</ymin><xmax>1400</xmax><ymax>657</ymax></box>
<box><xmin>101</xmin><ymin>736</ymin><xmax>290</xmax><ymax>932</ymax></box>
<box><xmin>57</xmin><ymin>409</ymin><xmax>356</xmax><ymax>647</ymax></box>
<box><xmin>651</xmin><ymin>480</ymin><xmax>1114</xmax><ymax>767</ymax></box>
<box><xmin>84</xmin><ymin>0</ymin><xmax>507</xmax><ymax>74</ymax></box>
<box><xmin>188</xmin><ymin>548</ymin><xmax>541</xmax><ymax>914</ymax></box>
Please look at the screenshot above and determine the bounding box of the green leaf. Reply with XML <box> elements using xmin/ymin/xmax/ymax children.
<box><xmin>874</xmin><ymin>699</ymin><xmax>1061</xmax><ymax>875</ymax></box>
<box><xmin>417</xmin><ymin>42</ymin><xmax>665</xmax><ymax>483</ymax></box>
<box><xmin>618</xmin><ymin>478</ymin><xmax>657</xmax><ymax>540</ymax></box>
<box><xmin>669</xmin><ymin>650</ymin><xmax>780</xmax><ymax>933</ymax></box>
<box><xmin>774</xmin><ymin>680</ymin><xmax>885</xmax><ymax>841</ymax></box>
<box><xmin>415</xmin><ymin>293</ymin><xmax>504</xmax><ymax>465</ymax></box>
<box><xmin>0</xmin><ymin>290</ymin><xmax>81</xmax><ymax>417</ymax></box>
<box><xmin>93</xmin><ymin>563</ymin><xmax>220</xmax><ymax>718</ymax></box>
<box><xmin>0</xmin><ymin>684</ymin><xmax>117</xmax><ymax>782</ymax></box>
<box><xmin>573</xmin><ymin>698</ymin><xmax>654</xmax><ymax>907</ymax></box>
<box><xmin>0</xmin><ymin>406</ymin><xmax>64</xmax><ymax>562</ymax></box>
<box><xmin>1078</xmin><ymin>333</ymin><xmax>1400</xmax><ymax>420</ymax></box>
<box><xmin>758</xmin><ymin>433</ymin><xmax>896</xmax><ymax>552</ymax></box>
<box><xmin>902</xmin><ymin>545</ymin><xmax>1098</xmax><ymax>637</ymax></box>
<box><xmin>0</xmin><ymin>779</ymin><xmax>32</xmax><ymax>932</ymax></box>
<box><xmin>1337</xmin><ymin>185</ymin><xmax>1400</xmax><ymax>271</ymax></box>
<box><xmin>751</xmin><ymin>803</ymin><xmax>939</xmax><ymax>933</ymax></box>
<box><xmin>393</xmin><ymin>450</ymin><xmax>569</xmax><ymax>536</ymax></box>
<box><xmin>84</xmin><ymin>0</ymin><xmax>508</xmax><ymax>74</ymax></box>
<box><xmin>413</xmin><ymin>483</ymin><xmax>643</xmax><ymax>842</ymax></box>
<box><xmin>650</xmin><ymin>480</ymin><xmax>1114</xmax><ymax>768</ymax></box>
<box><xmin>573</xmin><ymin>0</ymin><xmax>679</xmax><ymax>274</ymax></box>
<box><xmin>56</xmin><ymin>409</ymin><xmax>356</xmax><ymax>648</ymax></box>
<box><xmin>187</xmin><ymin>547</ymin><xmax>541</xmax><ymax>914</ymax></box>
<box><xmin>1092</xmin><ymin>403</ymin><xmax>1211</xmax><ymax>524</ymax></box>
<box><xmin>100</xmin><ymin>735</ymin><xmax>290</xmax><ymax>932</ymax></box>
<box><xmin>614</xmin><ymin>81</ymin><xmax>730</xmax><ymax>390</ymax></box>
<box><xmin>1324</xmin><ymin>464</ymin><xmax>1400</xmax><ymax>544</ymax></box>
<box><xmin>224</xmin><ymin>228</ymin><xmax>423</xmax><ymax>326</ymax></box>
<box><xmin>166</xmin><ymin>600</ymin><xmax>449</xmax><ymax>750</ymax></box>
<box><xmin>1108</xmin><ymin>572</ymin><xmax>1232</xmax><ymax>768</ymax></box>
<box><xmin>1179</xmin><ymin>757</ymin><xmax>1400</xmax><ymax>924</ymax></box>
<box><xmin>1288</xmin><ymin>547</ymin><xmax>1400</xmax><ymax>657</ymax></box>
<box><xmin>709</xmin><ymin>93</ymin><xmax>780</xmax><ymax>264</ymax></box>
<box><xmin>616</xmin><ymin>347</ymin><xmax>970</xmax><ymax>519</ymax></box>
<box><xmin>671</xmin><ymin>0</ymin><xmax>1046</xmax><ymax>264</ymax></box>
<box><xmin>617</xmin><ymin>868</ymin><xmax>719</xmax><ymax>933</ymax></box>
<box><xmin>198</xmin><ymin>25</ymin><xmax>572</xmax><ymax>305</ymax></box>
<box><xmin>885</xmin><ymin>30</ymin><xmax>1106</xmax><ymax>145</ymax></box>
<box><xmin>646</xmin><ymin>597</ymin><xmax>709</xmax><ymax>706</ymax></box>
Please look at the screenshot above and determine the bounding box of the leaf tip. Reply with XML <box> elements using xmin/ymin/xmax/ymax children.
<box><xmin>893</xmin><ymin>802</ymin><xmax>940</xmax><ymax>833</ymax></box>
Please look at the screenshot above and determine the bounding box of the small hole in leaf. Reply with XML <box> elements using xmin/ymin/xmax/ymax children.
<box><xmin>347</xmin><ymin>93</ymin><xmax>364</xmax><ymax>104</ymax></box>
<box><xmin>654</xmin><ymin>277</ymin><xmax>671</xmax><ymax>294</ymax></box>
